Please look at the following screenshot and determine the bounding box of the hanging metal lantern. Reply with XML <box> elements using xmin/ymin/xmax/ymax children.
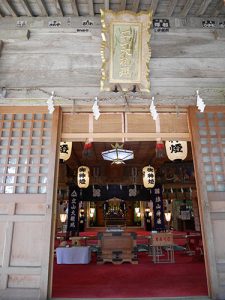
<box><xmin>77</xmin><ymin>166</ymin><xmax>90</xmax><ymax>188</ymax></box>
<box><xmin>165</xmin><ymin>140</ymin><xmax>188</xmax><ymax>161</ymax></box>
<box><xmin>142</xmin><ymin>165</ymin><xmax>155</xmax><ymax>189</ymax></box>
<box><xmin>59</xmin><ymin>142</ymin><xmax>72</xmax><ymax>161</ymax></box>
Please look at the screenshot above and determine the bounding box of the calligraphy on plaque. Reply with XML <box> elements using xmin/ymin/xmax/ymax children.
<box><xmin>100</xmin><ymin>9</ymin><xmax>152</xmax><ymax>93</ymax></box>
<box><xmin>110</xmin><ymin>23</ymin><xmax>141</xmax><ymax>83</ymax></box>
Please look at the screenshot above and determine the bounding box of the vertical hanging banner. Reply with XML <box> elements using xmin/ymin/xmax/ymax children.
<box><xmin>67</xmin><ymin>185</ymin><xmax>80</xmax><ymax>234</ymax></box>
<box><xmin>100</xmin><ymin>9</ymin><xmax>152</xmax><ymax>93</ymax></box>
<box><xmin>150</xmin><ymin>185</ymin><xmax>165</xmax><ymax>231</ymax></box>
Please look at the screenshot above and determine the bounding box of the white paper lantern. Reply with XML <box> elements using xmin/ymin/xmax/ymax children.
<box><xmin>165</xmin><ymin>140</ymin><xmax>188</xmax><ymax>161</ymax></box>
<box><xmin>142</xmin><ymin>165</ymin><xmax>155</xmax><ymax>189</ymax></box>
<box><xmin>77</xmin><ymin>166</ymin><xmax>90</xmax><ymax>188</ymax></box>
<box><xmin>59</xmin><ymin>142</ymin><xmax>72</xmax><ymax>161</ymax></box>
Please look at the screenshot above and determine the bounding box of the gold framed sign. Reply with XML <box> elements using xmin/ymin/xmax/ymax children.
<box><xmin>100</xmin><ymin>9</ymin><xmax>152</xmax><ymax>93</ymax></box>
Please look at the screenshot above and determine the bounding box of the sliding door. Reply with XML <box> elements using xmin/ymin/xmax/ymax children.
<box><xmin>0</xmin><ymin>107</ymin><xmax>61</xmax><ymax>300</ymax></box>
<box><xmin>188</xmin><ymin>106</ymin><xmax>225</xmax><ymax>300</ymax></box>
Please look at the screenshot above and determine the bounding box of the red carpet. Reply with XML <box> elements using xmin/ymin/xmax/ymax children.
<box><xmin>52</xmin><ymin>251</ymin><xmax>208</xmax><ymax>298</ymax></box>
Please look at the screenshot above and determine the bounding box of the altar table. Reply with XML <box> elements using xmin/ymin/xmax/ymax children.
<box><xmin>56</xmin><ymin>246</ymin><xmax>91</xmax><ymax>264</ymax></box>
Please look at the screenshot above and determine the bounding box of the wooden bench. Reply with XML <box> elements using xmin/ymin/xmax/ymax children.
<box><xmin>97</xmin><ymin>232</ymin><xmax>138</xmax><ymax>264</ymax></box>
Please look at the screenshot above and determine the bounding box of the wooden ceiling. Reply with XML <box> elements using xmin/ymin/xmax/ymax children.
<box><xmin>0</xmin><ymin>1</ymin><xmax>225</xmax><ymax>110</ymax></box>
<box><xmin>60</xmin><ymin>141</ymin><xmax>193</xmax><ymax>185</ymax></box>
<box><xmin>0</xmin><ymin>0</ymin><xmax>224</xmax><ymax>18</ymax></box>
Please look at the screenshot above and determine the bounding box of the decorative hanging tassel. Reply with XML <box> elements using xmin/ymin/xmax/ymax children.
<box><xmin>82</xmin><ymin>140</ymin><xmax>93</xmax><ymax>158</ymax></box>
<box><xmin>156</xmin><ymin>140</ymin><xmax>166</xmax><ymax>158</ymax></box>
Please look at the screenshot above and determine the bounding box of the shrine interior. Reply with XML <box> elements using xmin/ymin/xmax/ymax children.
<box><xmin>52</xmin><ymin>139</ymin><xmax>207</xmax><ymax>298</ymax></box>
<box><xmin>56</xmin><ymin>140</ymin><xmax>199</xmax><ymax>232</ymax></box>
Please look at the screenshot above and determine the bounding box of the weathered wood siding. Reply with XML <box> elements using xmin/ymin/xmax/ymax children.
<box><xmin>0</xmin><ymin>17</ymin><xmax>225</xmax><ymax>108</ymax></box>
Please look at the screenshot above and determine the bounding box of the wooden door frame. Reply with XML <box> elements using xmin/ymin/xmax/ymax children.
<box><xmin>47</xmin><ymin>108</ymin><xmax>63</xmax><ymax>299</ymax></box>
<box><xmin>49</xmin><ymin>110</ymin><xmax>211</xmax><ymax>299</ymax></box>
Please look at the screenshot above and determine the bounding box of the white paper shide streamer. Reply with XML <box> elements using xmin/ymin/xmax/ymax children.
<box><xmin>196</xmin><ymin>90</ymin><xmax>206</xmax><ymax>113</ymax></box>
<box><xmin>150</xmin><ymin>96</ymin><xmax>158</xmax><ymax>121</ymax></box>
<box><xmin>92</xmin><ymin>97</ymin><xmax>100</xmax><ymax>120</ymax></box>
<box><xmin>47</xmin><ymin>91</ymin><xmax>55</xmax><ymax>114</ymax></box>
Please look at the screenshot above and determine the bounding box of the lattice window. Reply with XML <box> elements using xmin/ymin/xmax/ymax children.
<box><xmin>0</xmin><ymin>113</ymin><xmax>52</xmax><ymax>194</ymax></box>
<box><xmin>197</xmin><ymin>112</ymin><xmax>225</xmax><ymax>192</ymax></box>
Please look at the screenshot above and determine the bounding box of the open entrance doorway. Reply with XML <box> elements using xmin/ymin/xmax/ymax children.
<box><xmin>51</xmin><ymin>139</ymin><xmax>208</xmax><ymax>299</ymax></box>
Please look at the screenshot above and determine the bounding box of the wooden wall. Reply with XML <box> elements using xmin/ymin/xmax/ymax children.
<box><xmin>0</xmin><ymin>16</ymin><xmax>224</xmax><ymax>109</ymax></box>
<box><xmin>61</xmin><ymin>112</ymin><xmax>189</xmax><ymax>142</ymax></box>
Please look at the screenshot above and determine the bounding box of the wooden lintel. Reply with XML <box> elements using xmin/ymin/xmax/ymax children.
<box><xmin>120</xmin><ymin>0</ymin><xmax>127</xmax><ymax>10</ymax></box>
<box><xmin>150</xmin><ymin>0</ymin><xmax>159</xmax><ymax>15</ymax></box>
<box><xmin>87</xmin><ymin>0</ymin><xmax>94</xmax><ymax>16</ymax></box>
<box><xmin>70</xmin><ymin>0</ymin><xmax>79</xmax><ymax>16</ymax></box>
<box><xmin>196</xmin><ymin>0</ymin><xmax>213</xmax><ymax>16</ymax></box>
<box><xmin>0</xmin><ymin>29</ymin><xmax>30</xmax><ymax>41</ymax></box>
<box><xmin>104</xmin><ymin>0</ymin><xmax>109</xmax><ymax>10</ymax></box>
<box><xmin>132</xmin><ymin>0</ymin><xmax>140</xmax><ymax>12</ymax></box>
<box><xmin>20</xmin><ymin>0</ymin><xmax>33</xmax><ymax>17</ymax></box>
<box><xmin>167</xmin><ymin>0</ymin><xmax>178</xmax><ymax>17</ymax></box>
<box><xmin>2</xmin><ymin>0</ymin><xmax>18</xmax><ymax>17</ymax></box>
<box><xmin>61</xmin><ymin>132</ymin><xmax>190</xmax><ymax>142</ymax></box>
<box><xmin>0</xmin><ymin>16</ymin><xmax>222</xmax><ymax>30</ymax></box>
<box><xmin>36</xmin><ymin>0</ymin><xmax>48</xmax><ymax>16</ymax></box>
<box><xmin>180</xmin><ymin>0</ymin><xmax>195</xmax><ymax>17</ymax></box>
<box><xmin>54</xmin><ymin>0</ymin><xmax>64</xmax><ymax>16</ymax></box>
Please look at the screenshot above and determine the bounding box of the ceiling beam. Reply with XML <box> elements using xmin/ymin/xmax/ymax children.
<box><xmin>61</xmin><ymin>132</ymin><xmax>190</xmax><ymax>142</ymax></box>
<box><xmin>20</xmin><ymin>0</ymin><xmax>33</xmax><ymax>16</ymax></box>
<box><xmin>87</xmin><ymin>0</ymin><xmax>94</xmax><ymax>16</ymax></box>
<box><xmin>36</xmin><ymin>0</ymin><xmax>48</xmax><ymax>16</ymax></box>
<box><xmin>196</xmin><ymin>0</ymin><xmax>213</xmax><ymax>16</ymax></box>
<box><xmin>70</xmin><ymin>0</ymin><xmax>79</xmax><ymax>16</ymax></box>
<box><xmin>104</xmin><ymin>0</ymin><xmax>109</xmax><ymax>10</ymax></box>
<box><xmin>2</xmin><ymin>0</ymin><xmax>18</xmax><ymax>17</ymax></box>
<box><xmin>150</xmin><ymin>0</ymin><xmax>159</xmax><ymax>15</ymax></box>
<box><xmin>213</xmin><ymin>0</ymin><xmax>225</xmax><ymax>16</ymax></box>
<box><xmin>132</xmin><ymin>0</ymin><xmax>140</xmax><ymax>12</ymax></box>
<box><xmin>167</xmin><ymin>0</ymin><xmax>178</xmax><ymax>17</ymax></box>
<box><xmin>180</xmin><ymin>0</ymin><xmax>195</xmax><ymax>17</ymax></box>
<box><xmin>53</xmin><ymin>0</ymin><xmax>64</xmax><ymax>16</ymax></box>
<box><xmin>120</xmin><ymin>0</ymin><xmax>126</xmax><ymax>10</ymax></box>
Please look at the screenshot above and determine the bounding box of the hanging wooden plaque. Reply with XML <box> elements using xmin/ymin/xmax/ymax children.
<box><xmin>100</xmin><ymin>9</ymin><xmax>152</xmax><ymax>93</ymax></box>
